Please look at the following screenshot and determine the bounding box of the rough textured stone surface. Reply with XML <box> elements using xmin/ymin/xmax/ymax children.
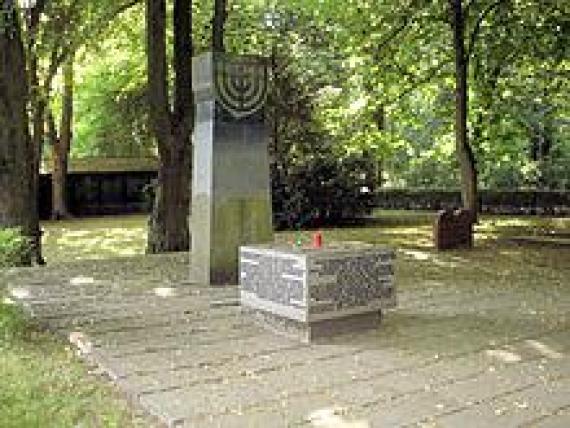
<box><xmin>434</xmin><ymin>208</ymin><xmax>474</xmax><ymax>250</ymax></box>
<box><xmin>191</xmin><ymin>53</ymin><xmax>273</xmax><ymax>286</ymax></box>
<box><xmin>240</xmin><ymin>243</ymin><xmax>396</xmax><ymax>341</ymax></box>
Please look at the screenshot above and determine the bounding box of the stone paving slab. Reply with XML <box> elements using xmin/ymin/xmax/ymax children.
<box><xmin>434</xmin><ymin>377</ymin><xmax>570</xmax><ymax>428</ymax></box>
<box><xmin>97</xmin><ymin>334</ymin><xmax>306</xmax><ymax>379</ymax></box>
<box><xmin>4</xmin><ymin>253</ymin><xmax>570</xmax><ymax>427</ymax></box>
<box><xmin>104</xmin><ymin>322</ymin><xmax>568</xmax><ymax>407</ymax></box>
<box><xmin>48</xmin><ymin>306</ymin><xmax>240</xmax><ymax>335</ymax></box>
<box><xmin>22</xmin><ymin>292</ymin><xmax>237</xmax><ymax>318</ymax></box>
<box><xmin>117</xmin><ymin>344</ymin><xmax>367</xmax><ymax>396</ymax></box>
<box><xmin>530</xmin><ymin>409</ymin><xmax>570</xmax><ymax>428</ymax></box>
<box><xmin>117</xmin><ymin>327</ymin><xmax>570</xmax><ymax>426</ymax></box>
<box><xmin>89</xmin><ymin>318</ymin><xmax>256</xmax><ymax>350</ymax></box>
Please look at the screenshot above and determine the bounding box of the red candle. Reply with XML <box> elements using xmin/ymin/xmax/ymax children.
<box><xmin>312</xmin><ymin>231</ymin><xmax>323</xmax><ymax>248</ymax></box>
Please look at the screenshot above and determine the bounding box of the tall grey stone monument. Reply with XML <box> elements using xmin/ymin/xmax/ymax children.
<box><xmin>191</xmin><ymin>52</ymin><xmax>273</xmax><ymax>285</ymax></box>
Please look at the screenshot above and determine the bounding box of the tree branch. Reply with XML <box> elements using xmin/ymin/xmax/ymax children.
<box><xmin>146</xmin><ymin>0</ymin><xmax>172</xmax><ymax>145</ymax></box>
<box><xmin>173</xmin><ymin>0</ymin><xmax>193</xmax><ymax>135</ymax></box>
<box><xmin>466</xmin><ymin>0</ymin><xmax>506</xmax><ymax>60</ymax></box>
<box><xmin>387</xmin><ymin>62</ymin><xmax>451</xmax><ymax>106</ymax></box>
<box><xmin>369</xmin><ymin>0</ymin><xmax>425</xmax><ymax>61</ymax></box>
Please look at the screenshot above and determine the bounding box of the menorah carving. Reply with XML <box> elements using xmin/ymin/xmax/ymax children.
<box><xmin>191</xmin><ymin>53</ymin><xmax>273</xmax><ymax>286</ymax></box>
<box><xmin>214</xmin><ymin>56</ymin><xmax>268</xmax><ymax>121</ymax></box>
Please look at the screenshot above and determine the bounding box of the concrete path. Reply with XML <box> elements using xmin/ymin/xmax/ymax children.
<box><xmin>3</xmin><ymin>248</ymin><xmax>570</xmax><ymax>428</ymax></box>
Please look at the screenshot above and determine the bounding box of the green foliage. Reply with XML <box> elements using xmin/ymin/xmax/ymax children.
<box><xmin>261</xmin><ymin>0</ymin><xmax>569</xmax><ymax>191</ymax></box>
<box><xmin>52</xmin><ymin>0</ymin><xmax>568</xmax><ymax>193</ymax></box>
<box><xmin>69</xmin><ymin>4</ymin><xmax>153</xmax><ymax>158</ymax></box>
<box><xmin>0</xmin><ymin>229</ymin><xmax>32</xmax><ymax>268</ymax></box>
<box><xmin>269</xmin><ymin>55</ymin><xmax>377</xmax><ymax>228</ymax></box>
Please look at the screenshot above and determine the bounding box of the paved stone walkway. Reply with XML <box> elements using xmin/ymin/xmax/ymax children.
<box><xmin>3</xmin><ymin>248</ymin><xmax>570</xmax><ymax>428</ymax></box>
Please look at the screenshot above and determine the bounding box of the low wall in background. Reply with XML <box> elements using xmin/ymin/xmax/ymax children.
<box><xmin>39</xmin><ymin>173</ymin><xmax>570</xmax><ymax>220</ymax></box>
<box><xmin>375</xmin><ymin>188</ymin><xmax>570</xmax><ymax>216</ymax></box>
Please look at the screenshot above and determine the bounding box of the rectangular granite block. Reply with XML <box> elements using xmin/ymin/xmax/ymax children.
<box><xmin>239</xmin><ymin>243</ymin><xmax>396</xmax><ymax>341</ymax></box>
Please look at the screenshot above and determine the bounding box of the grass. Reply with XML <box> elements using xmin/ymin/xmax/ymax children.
<box><xmin>1</xmin><ymin>210</ymin><xmax>569</xmax><ymax>427</ymax></box>
<box><xmin>0</xmin><ymin>302</ymin><xmax>146</xmax><ymax>427</ymax></box>
<box><xmin>0</xmin><ymin>216</ymin><xmax>149</xmax><ymax>427</ymax></box>
<box><xmin>41</xmin><ymin>215</ymin><xmax>147</xmax><ymax>263</ymax></box>
<box><xmin>39</xmin><ymin>211</ymin><xmax>570</xmax><ymax>262</ymax></box>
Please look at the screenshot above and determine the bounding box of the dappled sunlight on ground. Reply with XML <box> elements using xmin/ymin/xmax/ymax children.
<box><xmin>485</xmin><ymin>349</ymin><xmax>523</xmax><ymax>363</ymax></box>
<box><xmin>153</xmin><ymin>287</ymin><xmax>177</xmax><ymax>297</ymax></box>
<box><xmin>308</xmin><ymin>407</ymin><xmax>370</xmax><ymax>428</ymax></box>
<box><xmin>39</xmin><ymin>212</ymin><xmax>569</xmax><ymax>276</ymax></box>
<box><xmin>476</xmin><ymin>215</ymin><xmax>570</xmax><ymax>243</ymax></box>
<box><xmin>525</xmin><ymin>340</ymin><xmax>565</xmax><ymax>360</ymax></box>
<box><xmin>5</xmin><ymin>210</ymin><xmax>570</xmax><ymax>427</ymax></box>
<box><xmin>9</xmin><ymin>288</ymin><xmax>30</xmax><ymax>299</ymax></box>
<box><xmin>69</xmin><ymin>276</ymin><xmax>96</xmax><ymax>286</ymax></box>
<box><xmin>484</xmin><ymin>339</ymin><xmax>566</xmax><ymax>366</ymax></box>
<box><xmin>399</xmin><ymin>249</ymin><xmax>463</xmax><ymax>268</ymax></box>
<box><xmin>42</xmin><ymin>215</ymin><xmax>148</xmax><ymax>262</ymax></box>
<box><xmin>37</xmin><ymin>211</ymin><xmax>570</xmax><ymax>318</ymax></box>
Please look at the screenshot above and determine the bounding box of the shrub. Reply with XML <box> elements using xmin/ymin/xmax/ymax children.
<box><xmin>0</xmin><ymin>228</ymin><xmax>32</xmax><ymax>268</ymax></box>
<box><xmin>268</xmin><ymin>58</ymin><xmax>376</xmax><ymax>230</ymax></box>
<box><xmin>272</xmin><ymin>148</ymin><xmax>377</xmax><ymax>229</ymax></box>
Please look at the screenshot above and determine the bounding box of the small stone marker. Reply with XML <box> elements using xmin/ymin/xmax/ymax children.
<box><xmin>239</xmin><ymin>243</ymin><xmax>396</xmax><ymax>342</ymax></box>
<box><xmin>433</xmin><ymin>208</ymin><xmax>474</xmax><ymax>250</ymax></box>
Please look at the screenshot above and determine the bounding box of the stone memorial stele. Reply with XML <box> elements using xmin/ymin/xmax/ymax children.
<box><xmin>191</xmin><ymin>52</ymin><xmax>273</xmax><ymax>286</ymax></box>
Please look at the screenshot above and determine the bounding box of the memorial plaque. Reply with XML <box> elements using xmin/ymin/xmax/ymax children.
<box><xmin>240</xmin><ymin>243</ymin><xmax>396</xmax><ymax>342</ymax></box>
<box><xmin>191</xmin><ymin>53</ymin><xmax>273</xmax><ymax>286</ymax></box>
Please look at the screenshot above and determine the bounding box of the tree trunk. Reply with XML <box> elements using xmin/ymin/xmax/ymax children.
<box><xmin>51</xmin><ymin>57</ymin><xmax>73</xmax><ymax>219</ymax></box>
<box><xmin>147</xmin><ymin>135</ymin><xmax>192</xmax><ymax>252</ymax></box>
<box><xmin>212</xmin><ymin>0</ymin><xmax>227</xmax><ymax>52</ymax></box>
<box><xmin>0</xmin><ymin>5</ymin><xmax>35</xmax><ymax>264</ymax></box>
<box><xmin>29</xmin><ymin>85</ymin><xmax>45</xmax><ymax>263</ymax></box>
<box><xmin>146</xmin><ymin>0</ymin><xmax>194</xmax><ymax>253</ymax></box>
<box><xmin>450</xmin><ymin>0</ymin><xmax>478</xmax><ymax>220</ymax></box>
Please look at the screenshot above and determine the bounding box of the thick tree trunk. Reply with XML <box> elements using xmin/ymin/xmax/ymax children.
<box><xmin>212</xmin><ymin>0</ymin><xmax>227</xmax><ymax>52</ymax></box>
<box><xmin>450</xmin><ymin>0</ymin><xmax>478</xmax><ymax>220</ymax></box>
<box><xmin>146</xmin><ymin>0</ymin><xmax>194</xmax><ymax>253</ymax></box>
<box><xmin>51</xmin><ymin>58</ymin><xmax>73</xmax><ymax>219</ymax></box>
<box><xmin>147</xmin><ymin>136</ymin><xmax>192</xmax><ymax>252</ymax></box>
<box><xmin>0</xmin><ymin>6</ymin><xmax>35</xmax><ymax>264</ymax></box>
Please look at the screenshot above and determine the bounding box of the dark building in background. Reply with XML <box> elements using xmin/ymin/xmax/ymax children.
<box><xmin>39</xmin><ymin>158</ymin><xmax>157</xmax><ymax>219</ymax></box>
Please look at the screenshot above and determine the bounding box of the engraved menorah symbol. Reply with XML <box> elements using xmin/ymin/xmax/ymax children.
<box><xmin>214</xmin><ymin>57</ymin><xmax>268</xmax><ymax>120</ymax></box>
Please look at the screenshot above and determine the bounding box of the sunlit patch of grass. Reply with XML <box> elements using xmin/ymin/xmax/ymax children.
<box><xmin>37</xmin><ymin>212</ymin><xmax>570</xmax><ymax>295</ymax></box>
<box><xmin>476</xmin><ymin>215</ymin><xmax>570</xmax><ymax>240</ymax></box>
<box><xmin>42</xmin><ymin>215</ymin><xmax>148</xmax><ymax>263</ymax></box>
<box><xmin>39</xmin><ymin>212</ymin><xmax>569</xmax><ymax>268</ymax></box>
